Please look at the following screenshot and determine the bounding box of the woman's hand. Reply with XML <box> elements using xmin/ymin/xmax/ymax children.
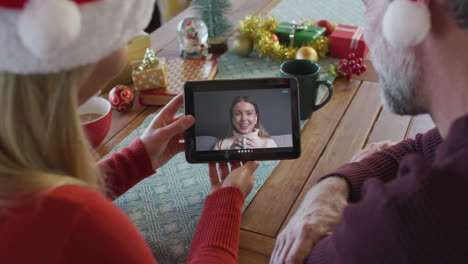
<box><xmin>230</xmin><ymin>138</ymin><xmax>242</xmax><ymax>149</ymax></box>
<box><xmin>350</xmin><ymin>140</ymin><xmax>394</xmax><ymax>163</ymax></box>
<box><xmin>230</xmin><ymin>136</ymin><xmax>258</xmax><ymax>149</ymax></box>
<box><xmin>208</xmin><ymin>161</ymin><xmax>259</xmax><ymax>197</ymax></box>
<box><xmin>140</xmin><ymin>94</ymin><xmax>195</xmax><ymax>170</ymax></box>
<box><xmin>243</xmin><ymin>136</ymin><xmax>258</xmax><ymax>148</ymax></box>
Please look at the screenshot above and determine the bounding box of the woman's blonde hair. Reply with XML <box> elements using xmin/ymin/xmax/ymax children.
<box><xmin>0</xmin><ymin>66</ymin><xmax>107</xmax><ymax>208</ymax></box>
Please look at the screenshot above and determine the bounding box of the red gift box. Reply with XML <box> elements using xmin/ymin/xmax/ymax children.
<box><xmin>329</xmin><ymin>24</ymin><xmax>369</xmax><ymax>59</ymax></box>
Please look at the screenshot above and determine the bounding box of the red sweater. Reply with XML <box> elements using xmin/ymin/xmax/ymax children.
<box><xmin>0</xmin><ymin>139</ymin><xmax>244</xmax><ymax>264</ymax></box>
<box><xmin>307</xmin><ymin>115</ymin><xmax>468</xmax><ymax>263</ymax></box>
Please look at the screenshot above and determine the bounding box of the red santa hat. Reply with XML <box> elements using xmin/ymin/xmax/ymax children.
<box><xmin>382</xmin><ymin>0</ymin><xmax>432</xmax><ymax>48</ymax></box>
<box><xmin>0</xmin><ymin>0</ymin><xmax>155</xmax><ymax>74</ymax></box>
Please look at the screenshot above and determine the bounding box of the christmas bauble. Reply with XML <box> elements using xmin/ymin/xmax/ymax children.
<box><xmin>296</xmin><ymin>47</ymin><xmax>318</xmax><ymax>62</ymax></box>
<box><xmin>271</xmin><ymin>34</ymin><xmax>279</xmax><ymax>42</ymax></box>
<box><xmin>314</xmin><ymin>20</ymin><xmax>335</xmax><ymax>37</ymax></box>
<box><xmin>109</xmin><ymin>85</ymin><xmax>134</xmax><ymax>113</ymax></box>
<box><xmin>232</xmin><ymin>35</ymin><xmax>253</xmax><ymax>57</ymax></box>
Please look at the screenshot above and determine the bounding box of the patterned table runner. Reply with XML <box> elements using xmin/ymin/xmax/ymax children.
<box><xmin>113</xmin><ymin>1</ymin><xmax>365</xmax><ymax>263</ymax></box>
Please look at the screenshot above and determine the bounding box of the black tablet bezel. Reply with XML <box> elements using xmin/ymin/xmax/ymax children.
<box><xmin>184</xmin><ymin>77</ymin><xmax>301</xmax><ymax>163</ymax></box>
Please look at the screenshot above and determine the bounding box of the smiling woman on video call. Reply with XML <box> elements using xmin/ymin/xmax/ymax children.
<box><xmin>213</xmin><ymin>96</ymin><xmax>278</xmax><ymax>150</ymax></box>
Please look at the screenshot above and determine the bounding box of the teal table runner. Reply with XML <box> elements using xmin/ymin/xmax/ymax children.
<box><xmin>114</xmin><ymin>1</ymin><xmax>365</xmax><ymax>263</ymax></box>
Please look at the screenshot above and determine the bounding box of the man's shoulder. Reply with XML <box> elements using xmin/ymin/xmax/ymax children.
<box><xmin>365</xmin><ymin>148</ymin><xmax>468</xmax><ymax>213</ymax></box>
<box><xmin>434</xmin><ymin>114</ymin><xmax>468</xmax><ymax>163</ymax></box>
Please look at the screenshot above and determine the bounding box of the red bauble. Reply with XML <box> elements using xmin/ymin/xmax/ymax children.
<box><xmin>271</xmin><ymin>34</ymin><xmax>279</xmax><ymax>42</ymax></box>
<box><xmin>109</xmin><ymin>85</ymin><xmax>134</xmax><ymax>113</ymax></box>
<box><xmin>314</xmin><ymin>20</ymin><xmax>335</xmax><ymax>37</ymax></box>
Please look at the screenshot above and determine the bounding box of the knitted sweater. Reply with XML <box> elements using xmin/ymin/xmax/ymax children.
<box><xmin>0</xmin><ymin>138</ymin><xmax>244</xmax><ymax>264</ymax></box>
<box><xmin>307</xmin><ymin>114</ymin><xmax>468</xmax><ymax>263</ymax></box>
<box><xmin>213</xmin><ymin>129</ymin><xmax>278</xmax><ymax>150</ymax></box>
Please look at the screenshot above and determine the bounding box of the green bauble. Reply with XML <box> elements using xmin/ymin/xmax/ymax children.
<box><xmin>232</xmin><ymin>35</ymin><xmax>253</xmax><ymax>57</ymax></box>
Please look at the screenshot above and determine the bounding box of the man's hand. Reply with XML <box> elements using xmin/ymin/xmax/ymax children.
<box><xmin>209</xmin><ymin>161</ymin><xmax>259</xmax><ymax>197</ymax></box>
<box><xmin>350</xmin><ymin>140</ymin><xmax>394</xmax><ymax>163</ymax></box>
<box><xmin>270</xmin><ymin>177</ymin><xmax>349</xmax><ymax>264</ymax></box>
<box><xmin>140</xmin><ymin>94</ymin><xmax>195</xmax><ymax>170</ymax></box>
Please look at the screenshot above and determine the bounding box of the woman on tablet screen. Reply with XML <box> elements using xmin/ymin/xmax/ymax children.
<box><xmin>213</xmin><ymin>96</ymin><xmax>278</xmax><ymax>150</ymax></box>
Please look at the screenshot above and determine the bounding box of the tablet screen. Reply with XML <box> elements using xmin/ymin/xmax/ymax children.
<box><xmin>184</xmin><ymin>78</ymin><xmax>300</xmax><ymax>163</ymax></box>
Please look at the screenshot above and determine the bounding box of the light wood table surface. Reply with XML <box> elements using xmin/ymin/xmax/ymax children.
<box><xmin>97</xmin><ymin>1</ymin><xmax>435</xmax><ymax>263</ymax></box>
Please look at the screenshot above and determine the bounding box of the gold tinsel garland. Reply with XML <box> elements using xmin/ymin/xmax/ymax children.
<box><xmin>238</xmin><ymin>15</ymin><xmax>329</xmax><ymax>62</ymax></box>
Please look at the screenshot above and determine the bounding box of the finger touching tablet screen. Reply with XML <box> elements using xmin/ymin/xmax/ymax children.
<box><xmin>184</xmin><ymin>78</ymin><xmax>301</xmax><ymax>163</ymax></box>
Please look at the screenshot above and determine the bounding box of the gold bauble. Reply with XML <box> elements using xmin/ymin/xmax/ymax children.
<box><xmin>232</xmin><ymin>35</ymin><xmax>254</xmax><ymax>57</ymax></box>
<box><xmin>296</xmin><ymin>47</ymin><xmax>318</xmax><ymax>62</ymax></box>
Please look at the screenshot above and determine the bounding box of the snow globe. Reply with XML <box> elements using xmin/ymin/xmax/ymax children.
<box><xmin>177</xmin><ymin>17</ymin><xmax>211</xmax><ymax>59</ymax></box>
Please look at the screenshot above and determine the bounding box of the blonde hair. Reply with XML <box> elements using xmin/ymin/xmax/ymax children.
<box><xmin>0</xmin><ymin>66</ymin><xmax>107</xmax><ymax>209</ymax></box>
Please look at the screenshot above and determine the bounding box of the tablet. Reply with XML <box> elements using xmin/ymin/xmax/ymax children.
<box><xmin>184</xmin><ymin>77</ymin><xmax>301</xmax><ymax>163</ymax></box>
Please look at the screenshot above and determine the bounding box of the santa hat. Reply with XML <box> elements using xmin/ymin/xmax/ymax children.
<box><xmin>0</xmin><ymin>0</ymin><xmax>155</xmax><ymax>74</ymax></box>
<box><xmin>382</xmin><ymin>0</ymin><xmax>431</xmax><ymax>48</ymax></box>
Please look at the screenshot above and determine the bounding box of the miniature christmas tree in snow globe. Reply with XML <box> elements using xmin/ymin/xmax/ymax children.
<box><xmin>191</xmin><ymin>0</ymin><xmax>233</xmax><ymax>54</ymax></box>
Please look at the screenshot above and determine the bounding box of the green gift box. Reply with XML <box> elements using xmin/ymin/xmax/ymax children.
<box><xmin>276</xmin><ymin>22</ymin><xmax>326</xmax><ymax>47</ymax></box>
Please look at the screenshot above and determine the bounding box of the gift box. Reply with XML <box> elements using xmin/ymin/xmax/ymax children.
<box><xmin>276</xmin><ymin>22</ymin><xmax>326</xmax><ymax>47</ymax></box>
<box><xmin>132</xmin><ymin>49</ymin><xmax>168</xmax><ymax>91</ymax></box>
<box><xmin>103</xmin><ymin>33</ymin><xmax>151</xmax><ymax>92</ymax></box>
<box><xmin>329</xmin><ymin>24</ymin><xmax>369</xmax><ymax>59</ymax></box>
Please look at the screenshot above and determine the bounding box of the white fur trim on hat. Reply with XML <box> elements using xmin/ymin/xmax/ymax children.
<box><xmin>382</xmin><ymin>0</ymin><xmax>431</xmax><ymax>48</ymax></box>
<box><xmin>18</xmin><ymin>0</ymin><xmax>81</xmax><ymax>59</ymax></box>
<box><xmin>0</xmin><ymin>0</ymin><xmax>155</xmax><ymax>74</ymax></box>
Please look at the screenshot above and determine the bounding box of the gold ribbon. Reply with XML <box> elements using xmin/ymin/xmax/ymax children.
<box><xmin>138</xmin><ymin>48</ymin><xmax>159</xmax><ymax>71</ymax></box>
<box><xmin>335</xmin><ymin>26</ymin><xmax>364</xmax><ymax>50</ymax></box>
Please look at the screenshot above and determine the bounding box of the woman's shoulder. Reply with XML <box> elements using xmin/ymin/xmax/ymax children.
<box><xmin>48</xmin><ymin>186</ymin><xmax>155</xmax><ymax>262</ymax></box>
<box><xmin>260</xmin><ymin>137</ymin><xmax>278</xmax><ymax>147</ymax></box>
<box><xmin>49</xmin><ymin>184</ymin><xmax>102</xmax><ymax>197</ymax></box>
<box><xmin>1</xmin><ymin>185</ymin><xmax>108</xmax><ymax>219</ymax></box>
<box><xmin>1</xmin><ymin>186</ymin><xmax>113</xmax><ymax>255</ymax></box>
<box><xmin>46</xmin><ymin>185</ymin><xmax>110</xmax><ymax>209</ymax></box>
<box><xmin>46</xmin><ymin>185</ymin><xmax>129</xmax><ymax>220</ymax></box>
<box><xmin>13</xmin><ymin>185</ymin><xmax>121</xmax><ymax>223</ymax></box>
<box><xmin>1</xmin><ymin>186</ymin><xmax>155</xmax><ymax>263</ymax></box>
<box><xmin>214</xmin><ymin>136</ymin><xmax>235</xmax><ymax>150</ymax></box>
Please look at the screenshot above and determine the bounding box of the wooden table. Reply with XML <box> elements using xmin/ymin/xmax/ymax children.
<box><xmin>97</xmin><ymin>1</ymin><xmax>436</xmax><ymax>263</ymax></box>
